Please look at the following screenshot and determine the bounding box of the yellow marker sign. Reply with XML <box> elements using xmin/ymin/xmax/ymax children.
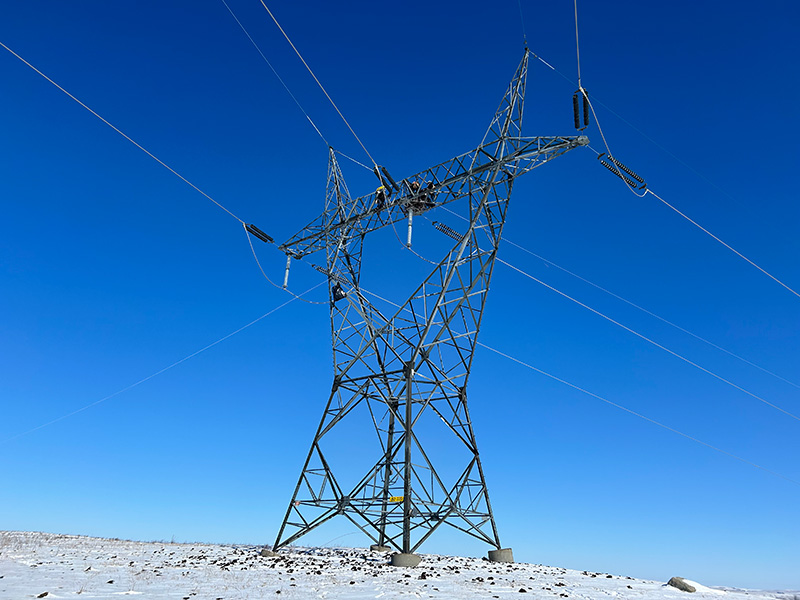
<box><xmin>388</xmin><ymin>496</ymin><xmax>404</xmax><ymax>503</ymax></box>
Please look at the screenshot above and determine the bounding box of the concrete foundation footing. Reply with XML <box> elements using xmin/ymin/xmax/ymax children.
<box><xmin>370</xmin><ymin>545</ymin><xmax>391</xmax><ymax>552</ymax></box>
<box><xmin>391</xmin><ymin>553</ymin><xmax>422</xmax><ymax>567</ymax></box>
<box><xmin>259</xmin><ymin>548</ymin><xmax>278</xmax><ymax>557</ymax></box>
<box><xmin>488</xmin><ymin>548</ymin><xmax>514</xmax><ymax>563</ymax></box>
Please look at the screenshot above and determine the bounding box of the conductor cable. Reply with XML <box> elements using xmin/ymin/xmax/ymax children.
<box><xmin>0</xmin><ymin>41</ymin><xmax>246</xmax><ymax>225</ymax></box>
<box><xmin>497</xmin><ymin>257</ymin><xmax>800</xmax><ymax>422</ymax></box>
<box><xmin>219</xmin><ymin>0</ymin><xmax>329</xmax><ymax>147</ymax></box>
<box><xmin>434</xmin><ymin>205</ymin><xmax>799</xmax><ymax>390</ymax></box>
<box><xmin>357</xmin><ymin>287</ymin><xmax>799</xmax><ymax>487</ymax></box>
<box><xmin>257</xmin><ymin>1</ymin><xmax>379</xmax><ymax>170</ymax></box>
<box><xmin>1</xmin><ymin>283</ymin><xmax>324</xmax><ymax>445</ymax></box>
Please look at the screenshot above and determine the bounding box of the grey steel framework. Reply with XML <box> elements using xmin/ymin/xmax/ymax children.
<box><xmin>272</xmin><ymin>50</ymin><xmax>588</xmax><ymax>554</ymax></box>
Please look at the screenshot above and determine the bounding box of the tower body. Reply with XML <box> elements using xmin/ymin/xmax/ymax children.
<box><xmin>273</xmin><ymin>51</ymin><xmax>588</xmax><ymax>554</ymax></box>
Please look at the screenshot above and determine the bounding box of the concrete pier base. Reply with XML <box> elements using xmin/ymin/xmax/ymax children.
<box><xmin>370</xmin><ymin>545</ymin><xmax>391</xmax><ymax>552</ymax></box>
<box><xmin>391</xmin><ymin>553</ymin><xmax>422</xmax><ymax>567</ymax></box>
<box><xmin>259</xmin><ymin>548</ymin><xmax>278</xmax><ymax>557</ymax></box>
<box><xmin>487</xmin><ymin>548</ymin><xmax>514</xmax><ymax>563</ymax></box>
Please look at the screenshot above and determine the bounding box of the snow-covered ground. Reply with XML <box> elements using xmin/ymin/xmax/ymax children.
<box><xmin>1</xmin><ymin>531</ymin><xmax>796</xmax><ymax>600</ymax></box>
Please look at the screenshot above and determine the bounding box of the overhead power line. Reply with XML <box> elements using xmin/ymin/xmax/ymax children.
<box><xmin>502</xmin><ymin>239</ymin><xmax>800</xmax><ymax>391</ymax></box>
<box><xmin>573</xmin><ymin>0</ymin><xmax>582</xmax><ymax>89</ymax></box>
<box><xmin>477</xmin><ymin>343</ymin><xmax>800</xmax><ymax>487</ymax></box>
<box><xmin>0</xmin><ymin>40</ymin><xmax>245</xmax><ymax>226</ymax></box>
<box><xmin>218</xmin><ymin>0</ymin><xmax>330</xmax><ymax>148</ymax></box>
<box><xmin>438</xmin><ymin>206</ymin><xmax>800</xmax><ymax>391</ymax></box>
<box><xmin>545</xmin><ymin>31</ymin><xmax>800</xmax><ymax>300</ymax></box>
<box><xmin>257</xmin><ymin>0</ymin><xmax>379</xmax><ymax>170</ymax></box>
<box><xmin>647</xmin><ymin>188</ymin><xmax>800</xmax><ymax>300</ymax></box>
<box><xmin>496</xmin><ymin>257</ymin><xmax>800</xmax><ymax>422</ymax></box>
<box><xmin>1</xmin><ymin>283</ymin><xmax>324</xmax><ymax>445</ymax></box>
<box><xmin>358</xmin><ymin>288</ymin><xmax>799</xmax><ymax>487</ymax></box>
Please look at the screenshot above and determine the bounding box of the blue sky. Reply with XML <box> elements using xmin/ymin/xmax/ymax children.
<box><xmin>1</xmin><ymin>0</ymin><xmax>799</xmax><ymax>590</ymax></box>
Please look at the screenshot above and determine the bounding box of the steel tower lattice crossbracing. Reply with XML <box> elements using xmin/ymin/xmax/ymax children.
<box><xmin>272</xmin><ymin>50</ymin><xmax>588</xmax><ymax>555</ymax></box>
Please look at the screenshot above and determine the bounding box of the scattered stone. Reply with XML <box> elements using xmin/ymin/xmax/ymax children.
<box><xmin>37</xmin><ymin>594</ymin><xmax>49</xmax><ymax>599</ymax></box>
<box><xmin>668</xmin><ymin>577</ymin><xmax>697</xmax><ymax>593</ymax></box>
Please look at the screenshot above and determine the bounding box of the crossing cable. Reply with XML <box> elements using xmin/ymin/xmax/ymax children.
<box><xmin>0</xmin><ymin>41</ymin><xmax>246</xmax><ymax>226</ymax></box>
<box><xmin>219</xmin><ymin>0</ymin><xmax>329</xmax><ymax>147</ymax></box>
<box><xmin>257</xmin><ymin>0</ymin><xmax>379</xmax><ymax>170</ymax></box>
<box><xmin>496</xmin><ymin>257</ymin><xmax>800</xmax><ymax>422</ymax></box>
<box><xmin>357</xmin><ymin>287</ymin><xmax>799</xmax><ymax>487</ymax></box>
<box><xmin>0</xmin><ymin>282</ymin><xmax>324</xmax><ymax>445</ymax></box>
<box><xmin>437</xmin><ymin>206</ymin><xmax>800</xmax><ymax>390</ymax></box>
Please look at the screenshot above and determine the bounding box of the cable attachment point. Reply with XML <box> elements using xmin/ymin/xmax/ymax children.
<box><xmin>572</xmin><ymin>89</ymin><xmax>590</xmax><ymax>131</ymax></box>
<box><xmin>374</xmin><ymin>165</ymin><xmax>400</xmax><ymax>192</ymax></box>
<box><xmin>598</xmin><ymin>153</ymin><xmax>647</xmax><ymax>190</ymax></box>
<box><xmin>245</xmin><ymin>223</ymin><xmax>274</xmax><ymax>244</ymax></box>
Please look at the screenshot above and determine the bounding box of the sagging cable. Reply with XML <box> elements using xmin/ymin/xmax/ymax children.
<box><xmin>245</xmin><ymin>223</ymin><xmax>274</xmax><ymax>244</ymax></box>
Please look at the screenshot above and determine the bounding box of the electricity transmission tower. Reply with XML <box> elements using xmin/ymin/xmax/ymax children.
<box><xmin>271</xmin><ymin>50</ymin><xmax>588</xmax><ymax>562</ymax></box>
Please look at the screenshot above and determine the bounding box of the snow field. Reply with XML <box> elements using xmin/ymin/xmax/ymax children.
<box><xmin>1</xmin><ymin>532</ymin><xmax>796</xmax><ymax>600</ymax></box>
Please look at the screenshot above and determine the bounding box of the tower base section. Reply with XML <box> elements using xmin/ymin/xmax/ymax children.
<box><xmin>488</xmin><ymin>548</ymin><xmax>514</xmax><ymax>563</ymax></box>
<box><xmin>391</xmin><ymin>553</ymin><xmax>422</xmax><ymax>567</ymax></box>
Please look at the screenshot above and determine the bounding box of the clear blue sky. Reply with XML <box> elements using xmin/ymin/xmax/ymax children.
<box><xmin>1</xmin><ymin>0</ymin><xmax>798</xmax><ymax>591</ymax></box>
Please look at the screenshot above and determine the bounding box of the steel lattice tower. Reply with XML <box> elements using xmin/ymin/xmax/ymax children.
<box><xmin>271</xmin><ymin>50</ymin><xmax>588</xmax><ymax>559</ymax></box>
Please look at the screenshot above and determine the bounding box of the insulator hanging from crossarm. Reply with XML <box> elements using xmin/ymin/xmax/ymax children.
<box><xmin>597</xmin><ymin>153</ymin><xmax>647</xmax><ymax>190</ymax></box>
<box><xmin>572</xmin><ymin>93</ymin><xmax>581</xmax><ymax>129</ymax></box>
<box><xmin>582</xmin><ymin>90</ymin><xmax>590</xmax><ymax>128</ymax></box>
<box><xmin>572</xmin><ymin>89</ymin><xmax>590</xmax><ymax>131</ymax></box>
<box><xmin>245</xmin><ymin>223</ymin><xmax>274</xmax><ymax>244</ymax></box>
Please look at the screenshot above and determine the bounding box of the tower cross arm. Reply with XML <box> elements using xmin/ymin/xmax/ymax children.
<box><xmin>279</xmin><ymin>135</ymin><xmax>589</xmax><ymax>259</ymax></box>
